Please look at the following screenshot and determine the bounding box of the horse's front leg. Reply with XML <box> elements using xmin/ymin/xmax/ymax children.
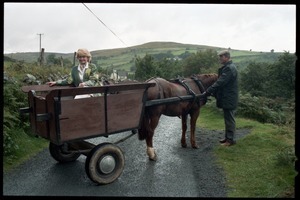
<box><xmin>181</xmin><ymin>114</ymin><xmax>188</xmax><ymax>148</ymax></box>
<box><xmin>190</xmin><ymin>110</ymin><xmax>200</xmax><ymax>149</ymax></box>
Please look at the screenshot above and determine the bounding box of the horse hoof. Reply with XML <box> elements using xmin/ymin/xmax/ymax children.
<box><xmin>192</xmin><ymin>145</ymin><xmax>199</xmax><ymax>149</ymax></box>
<box><xmin>181</xmin><ymin>143</ymin><xmax>187</xmax><ymax>148</ymax></box>
<box><xmin>149</xmin><ymin>155</ymin><xmax>157</xmax><ymax>161</ymax></box>
<box><xmin>147</xmin><ymin>147</ymin><xmax>157</xmax><ymax>161</ymax></box>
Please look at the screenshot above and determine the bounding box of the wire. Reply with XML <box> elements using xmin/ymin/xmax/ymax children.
<box><xmin>82</xmin><ymin>3</ymin><xmax>128</xmax><ymax>47</ymax></box>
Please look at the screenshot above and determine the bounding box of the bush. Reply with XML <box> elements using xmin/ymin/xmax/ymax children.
<box><xmin>3</xmin><ymin>62</ymin><xmax>71</xmax><ymax>159</ymax></box>
<box><xmin>3</xmin><ymin>75</ymin><xmax>29</xmax><ymax>157</ymax></box>
<box><xmin>3</xmin><ymin>110</ymin><xmax>20</xmax><ymax>157</ymax></box>
<box><xmin>237</xmin><ymin>94</ymin><xmax>286</xmax><ymax>124</ymax></box>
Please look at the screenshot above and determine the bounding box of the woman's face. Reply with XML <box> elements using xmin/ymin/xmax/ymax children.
<box><xmin>78</xmin><ymin>56</ymin><xmax>89</xmax><ymax>65</ymax></box>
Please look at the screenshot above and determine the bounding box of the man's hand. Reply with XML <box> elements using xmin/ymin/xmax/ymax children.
<box><xmin>202</xmin><ymin>91</ymin><xmax>211</xmax><ymax>97</ymax></box>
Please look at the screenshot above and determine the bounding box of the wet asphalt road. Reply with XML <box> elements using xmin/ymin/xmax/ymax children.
<box><xmin>3</xmin><ymin>115</ymin><xmax>229</xmax><ymax>197</ymax></box>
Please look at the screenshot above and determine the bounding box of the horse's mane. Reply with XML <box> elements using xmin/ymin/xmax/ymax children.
<box><xmin>145</xmin><ymin>74</ymin><xmax>218</xmax><ymax>86</ymax></box>
<box><xmin>193</xmin><ymin>73</ymin><xmax>218</xmax><ymax>80</ymax></box>
<box><xmin>193</xmin><ymin>73</ymin><xmax>217</xmax><ymax>78</ymax></box>
<box><xmin>192</xmin><ymin>73</ymin><xmax>218</xmax><ymax>88</ymax></box>
<box><xmin>145</xmin><ymin>77</ymin><xmax>158</xmax><ymax>82</ymax></box>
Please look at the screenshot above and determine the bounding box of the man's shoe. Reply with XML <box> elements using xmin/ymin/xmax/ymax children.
<box><xmin>221</xmin><ymin>141</ymin><xmax>236</xmax><ymax>146</ymax></box>
<box><xmin>219</xmin><ymin>138</ymin><xmax>227</xmax><ymax>143</ymax></box>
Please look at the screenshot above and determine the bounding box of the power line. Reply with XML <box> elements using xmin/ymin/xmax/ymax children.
<box><xmin>82</xmin><ymin>3</ymin><xmax>128</xmax><ymax>47</ymax></box>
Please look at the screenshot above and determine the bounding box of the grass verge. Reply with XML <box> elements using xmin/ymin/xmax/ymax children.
<box><xmin>3</xmin><ymin>131</ymin><xmax>48</xmax><ymax>173</ymax></box>
<box><xmin>197</xmin><ymin>104</ymin><xmax>296</xmax><ymax>197</ymax></box>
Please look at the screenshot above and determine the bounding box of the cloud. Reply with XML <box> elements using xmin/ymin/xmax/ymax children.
<box><xmin>4</xmin><ymin>3</ymin><xmax>296</xmax><ymax>53</ymax></box>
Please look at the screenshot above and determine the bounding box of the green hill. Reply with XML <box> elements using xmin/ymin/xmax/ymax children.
<box><xmin>4</xmin><ymin>41</ymin><xmax>283</xmax><ymax>72</ymax></box>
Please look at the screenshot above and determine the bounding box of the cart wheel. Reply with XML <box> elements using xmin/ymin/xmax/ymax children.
<box><xmin>85</xmin><ymin>142</ymin><xmax>125</xmax><ymax>185</ymax></box>
<box><xmin>49</xmin><ymin>142</ymin><xmax>81</xmax><ymax>163</ymax></box>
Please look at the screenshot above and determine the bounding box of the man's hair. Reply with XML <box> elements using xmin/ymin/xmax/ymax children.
<box><xmin>218</xmin><ymin>50</ymin><xmax>230</xmax><ymax>58</ymax></box>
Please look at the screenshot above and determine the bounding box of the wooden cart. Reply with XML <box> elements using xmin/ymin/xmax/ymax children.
<box><xmin>20</xmin><ymin>82</ymin><xmax>206</xmax><ymax>185</ymax></box>
<box><xmin>20</xmin><ymin>83</ymin><xmax>155</xmax><ymax>185</ymax></box>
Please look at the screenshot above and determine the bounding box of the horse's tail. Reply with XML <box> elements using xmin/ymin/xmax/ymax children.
<box><xmin>138</xmin><ymin>109</ymin><xmax>150</xmax><ymax>140</ymax></box>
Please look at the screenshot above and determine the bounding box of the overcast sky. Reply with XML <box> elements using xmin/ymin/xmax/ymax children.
<box><xmin>3</xmin><ymin>3</ymin><xmax>296</xmax><ymax>54</ymax></box>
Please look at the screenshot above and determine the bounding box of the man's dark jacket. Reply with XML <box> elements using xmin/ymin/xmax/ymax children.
<box><xmin>207</xmin><ymin>60</ymin><xmax>238</xmax><ymax>110</ymax></box>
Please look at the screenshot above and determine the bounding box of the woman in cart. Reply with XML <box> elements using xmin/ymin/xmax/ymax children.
<box><xmin>47</xmin><ymin>48</ymin><xmax>99</xmax><ymax>88</ymax></box>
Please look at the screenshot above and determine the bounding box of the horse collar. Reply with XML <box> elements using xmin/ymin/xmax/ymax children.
<box><xmin>191</xmin><ymin>75</ymin><xmax>205</xmax><ymax>93</ymax></box>
<box><xmin>174</xmin><ymin>78</ymin><xmax>196</xmax><ymax>96</ymax></box>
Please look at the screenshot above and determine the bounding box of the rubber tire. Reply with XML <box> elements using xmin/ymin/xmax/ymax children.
<box><xmin>49</xmin><ymin>142</ymin><xmax>81</xmax><ymax>163</ymax></box>
<box><xmin>85</xmin><ymin>142</ymin><xmax>125</xmax><ymax>185</ymax></box>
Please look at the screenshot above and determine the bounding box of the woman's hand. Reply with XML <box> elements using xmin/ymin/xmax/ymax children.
<box><xmin>47</xmin><ymin>81</ymin><xmax>56</xmax><ymax>87</ymax></box>
<box><xmin>78</xmin><ymin>82</ymin><xmax>85</xmax><ymax>87</ymax></box>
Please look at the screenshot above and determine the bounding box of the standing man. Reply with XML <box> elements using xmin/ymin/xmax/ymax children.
<box><xmin>203</xmin><ymin>50</ymin><xmax>239</xmax><ymax>146</ymax></box>
<box><xmin>47</xmin><ymin>48</ymin><xmax>98</xmax><ymax>87</ymax></box>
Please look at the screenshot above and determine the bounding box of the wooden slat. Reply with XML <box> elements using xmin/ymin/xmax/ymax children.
<box><xmin>27</xmin><ymin>91</ymin><xmax>49</xmax><ymax>139</ymax></box>
<box><xmin>107</xmin><ymin>91</ymin><xmax>144</xmax><ymax>133</ymax></box>
<box><xmin>47</xmin><ymin>83</ymin><xmax>155</xmax><ymax>97</ymax></box>
<box><xmin>58</xmin><ymin>96</ymin><xmax>106</xmax><ymax>142</ymax></box>
<box><xmin>21</xmin><ymin>84</ymin><xmax>73</xmax><ymax>93</ymax></box>
<box><xmin>34</xmin><ymin>97</ymin><xmax>49</xmax><ymax>138</ymax></box>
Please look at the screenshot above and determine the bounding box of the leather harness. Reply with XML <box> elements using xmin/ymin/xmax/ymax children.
<box><xmin>172</xmin><ymin>75</ymin><xmax>206</xmax><ymax>98</ymax></box>
<box><xmin>191</xmin><ymin>75</ymin><xmax>205</xmax><ymax>94</ymax></box>
<box><xmin>171</xmin><ymin>75</ymin><xmax>207</xmax><ymax>113</ymax></box>
<box><xmin>148</xmin><ymin>76</ymin><xmax>207</xmax><ymax>115</ymax></box>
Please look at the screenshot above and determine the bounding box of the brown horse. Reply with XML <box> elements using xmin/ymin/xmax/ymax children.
<box><xmin>138</xmin><ymin>73</ymin><xmax>218</xmax><ymax>161</ymax></box>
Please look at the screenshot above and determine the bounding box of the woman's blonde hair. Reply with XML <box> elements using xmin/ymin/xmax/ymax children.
<box><xmin>76</xmin><ymin>48</ymin><xmax>92</xmax><ymax>61</ymax></box>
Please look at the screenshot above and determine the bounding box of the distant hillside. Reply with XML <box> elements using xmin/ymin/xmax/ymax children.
<box><xmin>4</xmin><ymin>41</ymin><xmax>283</xmax><ymax>72</ymax></box>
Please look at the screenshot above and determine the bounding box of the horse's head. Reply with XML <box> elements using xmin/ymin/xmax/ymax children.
<box><xmin>194</xmin><ymin>73</ymin><xmax>218</xmax><ymax>89</ymax></box>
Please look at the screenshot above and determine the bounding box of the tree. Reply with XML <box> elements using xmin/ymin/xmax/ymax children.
<box><xmin>156</xmin><ymin>58</ymin><xmax>182</xmax><ymax>79</ymax></box>
<box><xmin>265</xmin><ymin>52</ymin><xmax>296</xmax><ymax>99</ymax></box>
<box><xmin>46</xmin><ymin>54</ymin><xmax>60</xmax><ymax>65</ymax></box>
<box><xmin>182</xmin><ymin>53</ymin><xmax>200</xmax><ymax>76</ymax></box>
<box><xmin>134</xmin><ymin>54</ymin><xmax>157</xmax><ymax>81</ymax></box>
<box><xmin>182</xmin><ymin>49</ymin><xmax>219</xmax><ymax>76</ymax></box>
<box><xmin>240</xmin><ymin>62</ymin><xmax>269</xmax><ymax>96</ymax></box>
<box><xmin>152</xmin><ymin>52</ymin><xmax>174</xmax><ymax>61</ymax></box>
<box><xmin>179</xmin><ymin>51</ymin><xmax>193</xmax><ymax>60</ymax></box>
<box><xmin>240</xmin><ymin>52</ymin><xmax>296</xmax><ymax>99</ymax></box>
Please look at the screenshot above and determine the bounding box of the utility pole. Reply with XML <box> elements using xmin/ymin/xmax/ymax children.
<box><xmin>37</xmin><ymin>33</ymin><xmax>44</xmax><ymax>66</ymax></box>
<box><xmin>37</xmin><ymin>33</ymin><xmax>44</xmax><ymax>53</ymax></box>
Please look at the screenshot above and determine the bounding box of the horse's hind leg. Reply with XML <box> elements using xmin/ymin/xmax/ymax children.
<box><xmin>146</xmin><ymin>115</ymin><xmax>161</xmax><ymax>161</ymax></box>
<box><xmin>181</xmin><ymin>114</ymin><xmax>188</xmax><ymax>148</ymax></box>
